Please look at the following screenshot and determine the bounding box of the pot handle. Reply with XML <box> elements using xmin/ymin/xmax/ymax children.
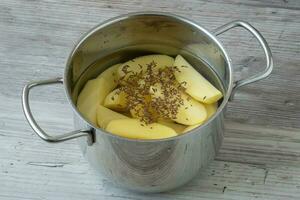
<box><xmin>22</xmin><ymin>77</ymin><xmax>94</xmax><ymax>145</ymax></box>
<box><xmin>213</xmin><ymin>20</ymin><xmax>273</xmax><ymax>100</ymax></box>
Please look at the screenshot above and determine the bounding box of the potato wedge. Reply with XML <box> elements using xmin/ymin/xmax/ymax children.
<box><xmin>183</xmin><ymin>103</ymin><xmax>218</xmax><ymax>133</ymax></box>
<box><xmin>118</xmin><ymin>55</ymin><xmax>174</xmax><ymax>80</ymax></box>
<box><xmin>77</xmin><ymin>78</ymin><xmax>109</xmax><ymax>125</ymax></box>
<box><xmin>106</xmin><ymin>119</ymin><xmax>177</xmax><ymax>139</ymax></box>
<box><xmin>158</xmin><ymin>120</ymin><xmax>186</xmax><ymax>134</ymax></box>
<box><xmin>183</xmin><ymin>124</ymin><xmax>201</xmax><ymax>133</ymax></box>
<box><xmin>97</xmin><ymin>63</ymin><xmax>121</xmax><ymax>84</ymax></box>
<box><xmin>96</xmin><ymin>105</ymin><xmax>128</xmax><ymax>128</ymax></box>
<box><xmin>205</xmin><ymin>102</ymin><xmax>218</xmax><ymax>119</ymax></box>
<box><xmin>104</xmin><ymin>88</ymin><xmax>128</xmax><ymax>111</ymax></box>
<box><xmin>130</xmin><ymin>104</ymin><xmax>143</xmax><ymax>119</ymax></box>
<box><xmin>77</xmin><ymin>63</ymin><xmax>121</xmax><ymax>125</ymax></box>
<box><xmin>149</xmin><ymin>83</ymin><xmax>164</xmax><ymax>99</ymax></box>
<box><xmin>149</xmin><ymin>83</ymin><xmax>207</xmax><ymax>126</ymax></box>
<box><xmin>175</xmin><ymin>92</ymin><xmax>207</xmax><ymax>125</ymax></box>
<box><xmin>174</xmin><ymin>55</ymin><xmax>222</xmax><ymax>104</ymax></box>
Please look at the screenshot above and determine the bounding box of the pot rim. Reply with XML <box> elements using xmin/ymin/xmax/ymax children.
<box><xmin>64</xmin><ymin>11</ymin><xmax>233</xmax><ymax>143</ymax></box>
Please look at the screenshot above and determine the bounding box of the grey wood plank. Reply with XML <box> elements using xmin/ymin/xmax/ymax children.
<box><xmin>0</xmin><ymin>0</ymin><xmax>299</xmax><ymax>199</ymax></box>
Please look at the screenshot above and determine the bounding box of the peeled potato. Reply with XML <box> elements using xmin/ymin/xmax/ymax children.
<box><xmin>104</xmin><ymin>88</ymin><xmax>128</xmax><ymax>111</ymax></box>
<box><xmin>129</xmin><ymin>94</ymin><xmax>154</xmax><ymax>119</ymax></box>
<box><xmin>130</xmin><ymin>104</ymin><xmax>143</xmax><ymax>119</ymax></box>
<box><xmin>97</xmin><ymin>63</ymin><xmax>121</xmax><ymax>84</ymax></box>
<box><xmin>158</xmin><ymin>120</ymin><xmax>186</xmax><ymax>134</ymax></box>
<box><xmin>149</xmin><ymin>83</ymin><xmax>164</xmax><ymax>99</ymax></box>
<box><xmin>175</xmin><ymin>92</ymin><xmax>207</xmax><ymax>125</ymax></box>
<box><xmin>205</xmin><ymin>103</ymin><xmax>218</xmax><ymax>119</ymax></box>
<box><xmin>106</xmin><ymin>118</ymin><xmax>177</xmax><ymax>139</ymax></box>
<box><xmin>183</xmin><ymin>124</ymin><xmax>201</xmax><ymax>133</ymax></box>
<box><xmin>118</xmin><ymin>55</ymin><xmax>174</xmax><ymax>80</ymax></box>
<box><xmin>77</xmin><ymin>78</ymin><xmax>109</xmax><ymax>125</ymax></box>
<box><xmin>149</xmin><ymin>84</ymin><xmax>207</xmax><ymax>126</ymax></box>
<box><xmin>96</xmin><ymin>105</ymin><xmax>128</xmax><ymax>128</ymax></box>
<box><xmin>77</xmin><ymin>64</ymin><xmax>121</xmax><ymax>125</ymax></box>
<box><xmin>174</xmin><ymin>55</ymin><xmax>223</xmax><ymax>104</ymax></box>
<box><xmin>183</xmin><ymin>103</ymin><xmax>218</xmax><ymax>133</ymax></box>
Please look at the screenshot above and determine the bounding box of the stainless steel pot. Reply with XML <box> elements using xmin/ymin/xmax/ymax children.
<box><xmin>22</xmin><ymin>12</ymin><xmax>273</xmax><ymax>193</ymax></box>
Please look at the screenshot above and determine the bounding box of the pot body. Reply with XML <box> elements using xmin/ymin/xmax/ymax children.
<box><xmin>69</xmin><ymin>12</ymin><xmax>230</xmax><ymax>192</ymax></box>
<box><xmin>75</xmin><ymin>111</ymin><xmax>224</xmax><ymax>192</ymax></box>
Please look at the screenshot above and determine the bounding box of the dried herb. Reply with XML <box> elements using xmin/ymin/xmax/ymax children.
<box><xmin>118</xmin><ymin>61</ymin><xmax>186</xmax><ymax>124</ymax></box>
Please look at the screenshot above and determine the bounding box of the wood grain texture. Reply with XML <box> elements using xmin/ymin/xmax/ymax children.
<box><xmin>0</xmin><ymin>0</ymin><xmax>299</xmax><ymax>199</ymax></box>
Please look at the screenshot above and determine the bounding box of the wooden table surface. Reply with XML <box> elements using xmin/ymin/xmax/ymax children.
<box><xmin>1</xmin><ymin>0</ymin><xmax>300</xmax><ymax>199</ymax></box>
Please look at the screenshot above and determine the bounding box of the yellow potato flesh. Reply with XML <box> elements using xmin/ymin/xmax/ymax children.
<box><xmin>106</xmin><ymin>119</ymin><xmax>177</xmax><ymax>139</ymax></box>
<box><xmin>118</xmin><ymin>55</ymin><xmax>174</xmax><ymax>80</ymax></box>
<box><xmin>183</xmin><ymin>103</ymin><xmax>218</xmax><ymax>133</ymax></box>
<box><xmin>97</xmin><ymin>63</ymin><xmax>121</xmax><ymax>83</ymax></box>
<box><xmin>77</xmin><ymin>78</ymin><xmax>109</xmax><ymax>125</ymax></box>
<box><xmin>174</xmin><ymin>55</ymin><xmax>223</xmax><ymax>104</ymax></box>
<box><xmin>77</xmin><ymin>64</ymin><xmax>121</xmax><ymax>125</ymax></box>
<box><xmin>96</xmin><ymin>105</ymin><xmax>128</xmax><ymax>129</ymax></box>
<box><xmin>129</xmin><ymin>94</ymin><xmax>155</xmax><ymax>119</ymax></box>
<box><xmin>150</xmin><ymin>84</ymin><xmax>207</xmax><ymax>126</ymax></box>
<box><xmin>205</xmin><ymin>102</ymin><xmax>218</xmax><ymax>119</ymax></box>
<box><xmin>149</xmin><ymin>84</ymin><xmax>164</xmax><ymax>99</ymax></box>
<box><xmin>175</xmin><ymin>92</ymin><xmax>207</xmax><ymax>125</ymax></box>
<box><xmin>104</xmin><ymin>88</ymin><xmax>128</xmax><ymax>111</ymax></box>
<box><xmin>129</xmin><ymin>104</ymin><xmax>143</xmax><ymax>119</ymax></box>
<box><xmin>183</xmin><ymin>124</ymin><xmax>201</xmax><ymax>133</ymax></box>
<box><xmin>158</xmin><ymin>120</ymin><xmax>186</xmax><ymax>134</ymax></box>
<box><xmin>77</xmin><ymin>55</ymin><xmax>220</xmax><ymax>139</ymax></box>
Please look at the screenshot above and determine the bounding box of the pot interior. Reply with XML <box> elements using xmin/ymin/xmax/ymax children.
<box><xmin>65</xmin><ymin>13</ymin><xmax>230</xmax><ymax>121</ymax></box>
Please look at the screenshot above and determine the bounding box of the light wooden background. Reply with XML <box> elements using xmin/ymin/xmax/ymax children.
<box><xmin>1</xmin><ymin>0</ymin><xmax>299</xmax><ymax>199</ymax></box>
